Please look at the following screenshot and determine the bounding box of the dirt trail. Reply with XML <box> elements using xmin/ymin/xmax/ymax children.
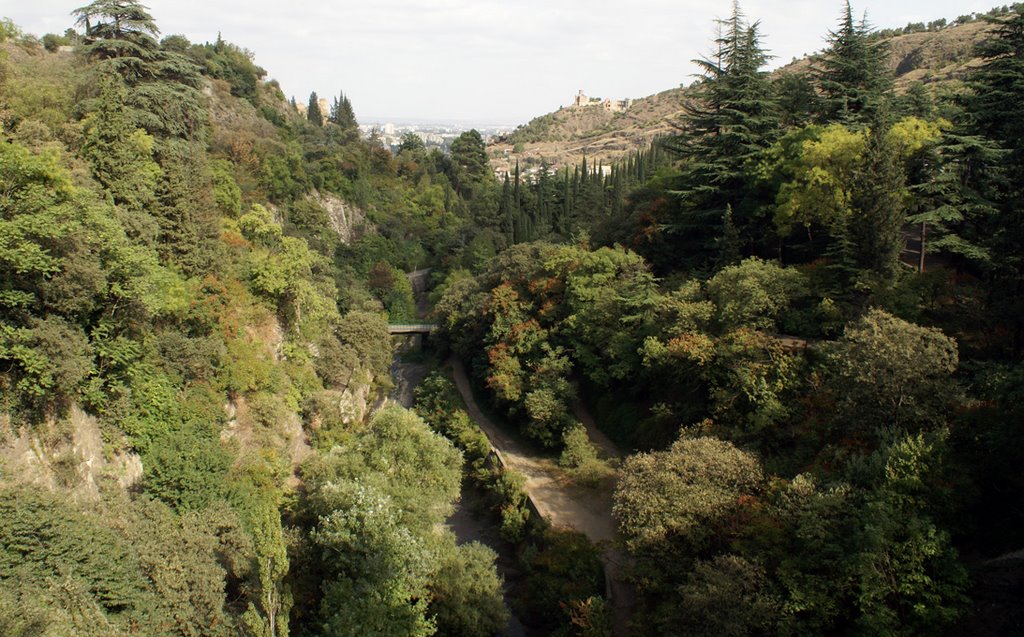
<box><xmin>448</xmin><ymin>358</ymin><xmax>635</xmax><ymax>636</ymax></box>
<box><xmin>449</xmin><ymin>358</ymin><xmax>616</xmax><ymax>543</ymax></box>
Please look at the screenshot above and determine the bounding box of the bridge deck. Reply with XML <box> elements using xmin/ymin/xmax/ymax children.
<box><xmin>387</xmin><ymin>323</ymin><xmax>438</xmax><ymax>334</ymax></box>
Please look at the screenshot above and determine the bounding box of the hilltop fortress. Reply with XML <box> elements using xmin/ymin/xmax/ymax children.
<box><xmin>572</xmin><ymin>89</ymin><xmax>631</xmax><ymax>113</ymax></box>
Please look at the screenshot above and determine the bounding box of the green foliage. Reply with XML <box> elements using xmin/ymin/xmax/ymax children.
<box><xmin>4</xmin><ymin>4</ymin><xmax>1020</xmax><ymax>634</ymax></box>
<box><xmin>0</xmin><ymin>487</ymin><xmax>251</xmax><ymax>636</ymax></box>
<box><xmin>670</xmin><ymin>554</ymin><xmax>780</xmax><ymax>637</ymax></box>
<box><xmin>240</xmin><ymin>501</ymin><xmax>292</xmax><ymax>637</ymax></box>
<box><xmin>306</xmin><ymin>91</ymin><xmax>323</xmax><ymax>127</ymax></box>
<box><xmin>823</xmin><ymin>308</ymin><xmax>959</xmax><ymax>436</ymax></box>
<box><xmin>614</xmin><ymin>434</ymin><xmax>763</xmax><ymax>556</ymax></box>
<box><xmin>665</xmin><ymin>4</ymin><xmax>778</xmax><ymax>268</ymax></box>
<box><xmin>0</xmin><ymin>317</ymin><xmax>93</xmax><ymax>417</ymax></box>
<box><xmin>851</xmin><ymin>433</ymin><xmax>969</xmax><ymax>634</ymax></box>
<box><xmin>334</xmin><ymin>309</ymin><xmax>393</xmax><ymax>383</ymax></box>
<box><xmin>814</xmin><ymin>1</ymin><xmax>893</xmax><ymax>124</ymax></box>
<box><xmin>428</xmin><ymin>541</ymin><xmax>509</xmax><ymax>637</ymax></box>
<box><xmin>328</xmin><ymin>91</ymin><xmax>358</xmax><ymax>130</ymax></box>
<box><xmin>705</xmin><ymin>258</ymin><xmax>808</xmax><ymax>331</ymax></box>
<box><xmin>192</xmin><ymin>35</ymin><xmax>266</xmax><ymax>105</ymax></box>
<box><xmin>515</xmin><ymin>529</ymin><xmax>605</xmax><ymax>634</ymax></box>
<box><xmin>237</xmin><ymin>204</ymin><xmax>340</xmax><ymax>336</ymax></box>
<box><xmin>81</xmin><ymin>73</ymin><xmax>161</xmax><ymax>213</ymax></box>
<box><xmin>312</xmin><ymin>483</ymin><xmax>436</xmax><ymax>637</ymax></box>
<box><xmin>0</xmin><ymin>487</ymin><xmax>148</xmax><ymax>624</ymax></box>
<box><xmin>414</xmin><ymin>371</ymin><xmax>535</xmax><ymax>542</ymax></box>
<box><xmin>143</xmin><ymin>423</ymin><xmax>232</xmax><ymax>512</ymax></box>
<box><xmin>303</xmin><ymin>406</ymin><xmax>462</xmax><ymax>532</ymax></box>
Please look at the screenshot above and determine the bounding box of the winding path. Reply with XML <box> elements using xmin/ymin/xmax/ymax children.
<box><xmin>448</xmin><ymin>358</ymin><xmax>616</xmax><ymax>542</ymax></box>
<box><xmin>448</xmin><ymin>358</ymin><xmax>635</xmax><ymax>636</ymax></box>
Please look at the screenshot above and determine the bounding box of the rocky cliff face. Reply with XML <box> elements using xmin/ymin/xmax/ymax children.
<box><xmin>310</xmin><ymin>191</ymin><xmax>368</xmax><ymax>245</ymax></box>
<box><xmin>0</xmin><ymin>407</ymin><xmax>143</xmax><ymax>499</ymax></box>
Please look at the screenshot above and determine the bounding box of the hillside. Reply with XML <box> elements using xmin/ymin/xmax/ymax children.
<box><xmin>489</xmin><ymin>17</ymin><xmax>996</xmax><ymax>171</ymax></box>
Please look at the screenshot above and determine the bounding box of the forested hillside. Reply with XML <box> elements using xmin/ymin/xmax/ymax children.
<box><xmin>432</xmin><ymin>2</ymin><xmax>1024</xmax><ymax>635</ymax></box>
<box><xmin>3</xmin><ymin>1</ymin><xmax>1024</xmax><ymax>636</ymax></box>
<box><xmin>0</xmin><ymin>3</ymin><xmax>513</xmax><ymax>636</ymax></box>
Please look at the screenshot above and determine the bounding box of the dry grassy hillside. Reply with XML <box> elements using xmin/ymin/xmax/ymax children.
<box><xmin>490</xmin><ymin>18</ymin><xmax>997</xmax><ymax>172</ymax></box>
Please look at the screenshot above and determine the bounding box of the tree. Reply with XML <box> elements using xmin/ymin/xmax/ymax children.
<box><xmin>306</xmin><ymin>91</ymin><xmax>323</xmax><ymax>127</ymax></box>
<box><xmin>302</xmin><ymin>407</ymin><xmax>462</xmax><ymax>533</ymax></box>
<box><xmin>670</xmin><ymin>554</ymin><xmax>780</xmax><ymax>637</ymax></box>
<box><xmin>613</xmin><ymin>434</ymin><xmax>763</xmax><ymax>557</ymax></box>
<box><xmin>845</xmin><ymin>125</ymin><xmax>907</xmax><ymax>280</ymax></box>
<box><xmin>74</xmin><ymin>0</ymin><xmax>205</xmax><ymax>140</ymax></box>
<box><xmin>428</xmin><ymin>541</ymin><xmax>509</xmax><ymax>637</ymax></box>
<box><xmin>962</xmin><ymin>7</ymin><xmax>1024</xmax><ymax>354</ymax></box>
<box><xmin>822</xmin><ymin>309</ymin><xmax>959</xmax><ymax>438</ymax></box>
<box><xmin>73</xmin><ymin>0</ymin><xmax>160</xmax><ymax>64</ymax></box>
<box><xmin>853</xmin><ymin>433</ymin><xmax>969</xmax><ymax>634</ymax></box>
<box><xmin>704</xmin><ymin>257</ymin><xmax>808</xmax><ymax>332</ymax></box>
<box><xmin>329</xmin><ymin>91</ymin><xmax>358</xmax><ymax>130</ymax></box>
<box><xmin>449</xmin><ymin>129</ymin><xmax>488</xmax><ymax>196</ymax></box>
<box><xmin>666</xmin><ymin>2</ymin><xmax>778</xmax><ymax>269</ymax></box>
<box><xmin>814</xmin><ymin>2</ymin><xmax>892</xmax><ymax>125</ymax></box>
<box><xmin>240</xmin><ymin>503</ymin><xmax>292</xmax><ymax>637</ymax></box>
<box><xmin>81</xmin><ymin>72</ymin><xmax>160</xmax><ymax>214</ymax></box>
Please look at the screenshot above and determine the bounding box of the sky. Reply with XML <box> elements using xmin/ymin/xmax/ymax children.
<box><xmin>4</xmin><ymin>0</ymin><xmax>1006</xmax><ymax>125</ymax></box>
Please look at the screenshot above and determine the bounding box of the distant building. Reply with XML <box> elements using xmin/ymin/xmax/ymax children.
<box><xmin>573</xmin><ymin>89</ymin><xmax>630</xmax><ymax>113</ymax></box>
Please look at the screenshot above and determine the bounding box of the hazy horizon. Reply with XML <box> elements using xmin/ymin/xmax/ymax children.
<box><xmin>7</xmin><ymin>0</ymin><xmax>1005</xmax><ymax>125</ymax></box>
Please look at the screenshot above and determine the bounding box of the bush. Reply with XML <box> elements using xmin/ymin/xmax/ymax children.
<box><xmin>515</xmin><ymin>529</ymin><xmax>606</xmax><ymax>633</ymax></box>
<box><xmin>559</xmin><ymin>423</ymin><xmax>597</xmax><ymax>469</ymax></box>
<box><xmin>143</xmin><ymin>426</ymin><xmax>232</xmax><ymax>513</ymax></box>
<box><xmin>559</xmin><ymin>423</ymin><xmax>610</xmax><ymax>487</ymax></box>
<box><xmin>429</xmin><ymin>542</ymin><xmax>510</xmax><ymax>637</ymax></box>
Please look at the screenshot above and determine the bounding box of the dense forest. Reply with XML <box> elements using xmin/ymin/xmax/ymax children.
<box><xmin>1</xmin><ymin>0</ymin><xmax>1023</xmax><ymax>636</ymax></box>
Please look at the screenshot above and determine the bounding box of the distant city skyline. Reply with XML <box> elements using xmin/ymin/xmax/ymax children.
<box><xmin>7</xmin><ymin>1</ymin><xmax>1007</xmax><ymax>125</ymax></box>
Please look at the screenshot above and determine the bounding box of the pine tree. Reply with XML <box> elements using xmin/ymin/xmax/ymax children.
<box><xmin>907</xmin><ymin>131</ymin><xmax>1000</xmax><ymax>267</ymax></box>
<box><xmin>962</xmin><ymin>7</ymin><xmax>1024</xmax><ymax>353</ymax></box>
<box><xmin>815</xmin><ymin>2</ymin><xmax>892</xmax><ymax>125</ymax></box>
<box><xmin>666</xmin><ymin>1</ymin><xmax>777</xmax><ymax>271</ymax></box>
<box><xmin>74</xmin><ymin>0</ymin><xmax>204</xmax><ymax>140</ymax></box>
<box><xmin>82</xmin><ymin>71</ymin><xmax>160</xmax><ymax>215</ymax></box>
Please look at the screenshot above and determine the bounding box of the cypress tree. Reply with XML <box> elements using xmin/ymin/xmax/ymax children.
<box><xmin>716</xmin><ymin>204</ymin><xmax>742</xmax><ymax>267</ymax></box>
<box><xmin>329</xmin><ymin>91</ymin><xmax>358</xmax><ymax>130</ymax></box>
<box><xmin>559</xmin><ymin>168</ymin><xmax>570</xmax><ymax>234</ymax></box>
<box><xmin>500</xmin><ymin>173</ymin><xmax>515</xmax><ymax>243</ymax></box>
<box><xmin>307</xmin><ymin>91</ymin><xmax>323</xmax><ymax>127</ymax></box>
<box><xmin>848</xmin><ymin>127</ymin><xmax>906</xmax><ymax>279</ymax></box>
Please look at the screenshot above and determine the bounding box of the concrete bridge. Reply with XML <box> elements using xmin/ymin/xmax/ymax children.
<box><xmin>387</xmin><ymin>323</ymin><xmax>438</xmax><ymax>335</ymax></box>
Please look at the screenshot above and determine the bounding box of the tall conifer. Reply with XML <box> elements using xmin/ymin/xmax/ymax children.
<box><xmin>814</xmin><ymin>2</ymin><xmax>892</xmax><ymax>125</ymax></box>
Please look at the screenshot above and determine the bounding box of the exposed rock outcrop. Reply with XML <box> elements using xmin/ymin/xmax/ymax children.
<box><xmin>309</xmin><ymin>191</ymin><xmax>368</xmax><ymax>245</ymax></box>
<box><xmin>0</xmin><ymin>407</ymin><xmax>143</xmax><ymax>498</ymax></box>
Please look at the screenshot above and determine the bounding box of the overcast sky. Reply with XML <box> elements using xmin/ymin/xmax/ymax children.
<box><xmin>5</xmin><ymin>1</ymin><xmax>1004</xmax><ymax>124</ymax></box>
